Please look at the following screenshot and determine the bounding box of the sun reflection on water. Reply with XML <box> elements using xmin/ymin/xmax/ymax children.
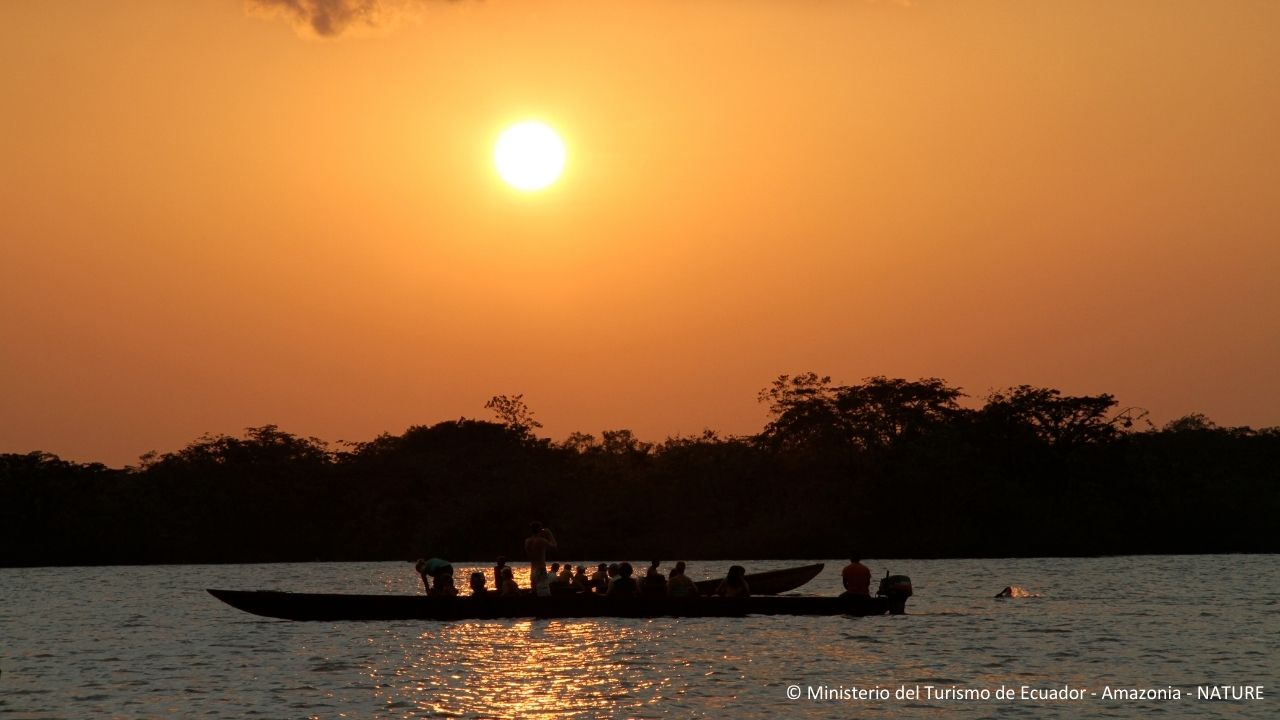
<box><xmin>353</xmin><ymin>563</ymin><xmax>855</xmax><ymax>717</ymax></box>
<box><xmin>369</xmin><ymin>618</ymin><xmax>673</xmax><ymax>718</ymax></box>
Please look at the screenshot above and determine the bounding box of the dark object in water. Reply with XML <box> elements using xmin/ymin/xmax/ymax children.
<box><xmin>995</xmin><ymin>585</ymin><xmax>1039</xmax><ymax>599</ymax></box>
<box><xmin>877</xmin><ymin>573</ymin><xmax>913</xmax><ymax>615</ymax></box>
<box><xmin>691</xmin><ymin>563</ymin><xmax>824</xmax><ymax>595</ymax></box>
<box><xmin>207</xmin><ymin>588</ymin><xmax>907</xmax><ymax>621</ymax></box>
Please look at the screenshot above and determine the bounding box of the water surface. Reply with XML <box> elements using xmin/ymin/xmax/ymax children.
<box><xmin>2</xmin><ymin>556</ymin><xmax>1276</xmax><ymax>718</ymax></box>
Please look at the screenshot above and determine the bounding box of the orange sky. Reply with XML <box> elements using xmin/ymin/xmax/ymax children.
<box><xmin>3</xmin><ymin>1</ymin><xmax>1278</xmax><ymax>466</ymax></box>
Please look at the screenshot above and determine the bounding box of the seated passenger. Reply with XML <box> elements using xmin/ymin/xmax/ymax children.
<box><xmin>498</xmin><ymin>567</ymin><xmax>520</xmax><ymax>596</ymax></box>
<box><xmin>666</xmin><ymin>561</ymin><xmax>698</xmax><ymax>598</ymax></box>
<box><xmin>641</xmin><ymin>560</ymin><xmax>668</xmax><ymax>596</ymax></box>
<box><xmin>841</xmin><ymin>556</ymin><xmax>872</xmax><ymax>598</ymax></box>
<box><xmin>428</xmin><ymin>568</ymin><xmax>458</xmax><ymax>597</ymax></box>
<box><xmin>469</xmin><ymin>572</ymin><xmax>490</xmax><ymax>597</ymax></box>
<box><xmin>606</xmin><ymin>562</ymin><xmax>639</xmax><ymax>597</ymax></box>
<box><xmin>493</xmin><ymin>556</ymin><xmax>508</xmax><ymax>589</ymax></box>
<box><xmin>571</xmin><ymin>565</ymin><xmax>591</xmax><ymax>592</ymax></box>
<box><xmin>715</xmin><ymin>565</ymin><xmax>750</xmax><ymax>598</ymax></box>
<box><xmin>590</xmin><ymin>563</ymin><xmax>609</xmax><ymax>594</ymax></box>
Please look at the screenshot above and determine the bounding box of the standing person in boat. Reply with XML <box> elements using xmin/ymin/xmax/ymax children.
<box><xmin>606</xmin><ymin>562</ymin><xmax>639</xmax><ymax>597</ymax></box>
<box><xmin>590</xmin><ymin>563</ymin><xmax>610</xmax><ymax>594</ymax></box>
<box><xmin>715</xmin><ymin>565</ymin><xmax>750</xmax><ymax>598</ymax></box>
<box><xmin>524</xmin><ymin>522</ymin><xmax>557</xmax><ymax>575</ymax></box>
<box><xmin>841</xmin><ymin>556</ymin><xmax>872</xmax><ymax>597</ymax></box>
<box><xmin>641</xmin><ymin>560</ymin><xmax>668</xmax><ymax>596</ymax></box>
<box><xmin>531</xmin><ymin>563</ymin><xmax>553</xmax><ymax>597</ymax></box>
<box><xmin>667</xmin><ymin>561</ymin><xmax>698</xmax><ymax>598</ymax></box>
<box><xmin>468</xmin><ymin>572</ymin><xmax>490</xmax><ymax>597</ymax></box>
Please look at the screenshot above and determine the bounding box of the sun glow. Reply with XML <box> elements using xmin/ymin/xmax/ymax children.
<box><xmin>494</xmin><ymin>121</ymin><xmax>566</xmax><ymax>191</ymax></box>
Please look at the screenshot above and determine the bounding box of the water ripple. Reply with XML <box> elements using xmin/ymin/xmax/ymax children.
<box><xmin>2</xmin><ymin>557</ymin><xmax>1277</xmax><ymax>718</ymax></box>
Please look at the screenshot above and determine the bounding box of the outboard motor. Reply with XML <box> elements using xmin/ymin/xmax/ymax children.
<box><xmin>877</xmin><ymin>572</ymin><xmax>913</xmax><ymax>615</ymax></box>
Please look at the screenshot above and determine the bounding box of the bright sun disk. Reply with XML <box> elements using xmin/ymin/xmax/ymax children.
<box><xmin>494</xmin><ymin>121</ymin><xmax>566</xmax><ymax>191</ymax></box>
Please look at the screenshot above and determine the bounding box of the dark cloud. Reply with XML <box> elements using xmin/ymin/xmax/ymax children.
<box><xmin>251</xmin><ymin>1</ymin><xmax>912</xmax><ymax>38</ymax></box>
<box><xmin>248</xmin><ymin>0</ymin><xmax>429</xmax><ymax>37</ymax></box>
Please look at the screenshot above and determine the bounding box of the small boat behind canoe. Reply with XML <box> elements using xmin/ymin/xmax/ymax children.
<box><xmin>692</xmin><ymin>563</ymin><xmax>824</xmax><ymax>595</ymax></box>
<box><xmin>207</xmin><ymin>588</ymin><xmax>902</xmax><ymax>621</ymax></box>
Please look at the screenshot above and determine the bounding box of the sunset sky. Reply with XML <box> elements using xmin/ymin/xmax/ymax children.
<box><xmin>3</xmin><ymin>1</ymin><xmax>1278</xmax><ymax>466</ymax></box>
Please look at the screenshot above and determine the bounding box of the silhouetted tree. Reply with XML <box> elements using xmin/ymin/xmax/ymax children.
<box><xmin>485</xmin><ymin>394</ymin><xmax>543</xmax><ymax>442</ymax></box>
<box><xmin>600</xmin><ymin>429</ymin><xmax>653</xmax><ymax>456</ymax></box>
<box><xmin>980</xmin><ymin>385</ymin><xmax>1120</xmax><ymax>446</ymax></box>
<box><xmin>757</xmin><ymin>373</ymin><xmax>851</xmax><ymax>451</ymax></box>
<box><xmin>3</xmin><ymin>375</ymin><xmax>1278</xmax><ymax>566</ymax></box>
<box><xmin>834</xmin><ymin>376</ymin><xmax>966</xmax><ymax>449</ymax></box>
<box><xmin>559</xmin><ymin>431</ymin><xmax>599</xmax><ymax>454</ymax></box>
<box><xmin>1162</xmin><ymin>413</ymin><xmax>1218</xmax><ymax>433</ymax></box>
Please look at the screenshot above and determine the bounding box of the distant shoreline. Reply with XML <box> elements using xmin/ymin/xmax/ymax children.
<box><xmin>6</xmin><ymin>551</ymin><xmax>1278</xmax><ymax>571</ymax></box>
<box><xmin>5</xmin><ymin>380</ymin><xmax>1278</xmax><ymax>568</ymax></box>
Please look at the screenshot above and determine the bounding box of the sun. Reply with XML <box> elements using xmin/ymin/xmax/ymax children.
<box><xmin>494</xmin><ymin>121</ymin><xmax>566</xmax><ymax>191</ymax></box>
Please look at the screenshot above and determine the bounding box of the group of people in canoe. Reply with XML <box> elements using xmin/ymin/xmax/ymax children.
<box><xmin>413</xmin><ymin>522</ymin><xmax>754</xmax><ymax>599</ymax></box>
<box><xmin>413</xmin><ymin>521</ymin><xmax>882</xmax><ymax>600</ymax></box>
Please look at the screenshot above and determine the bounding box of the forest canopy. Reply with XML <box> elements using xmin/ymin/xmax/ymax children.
<box><xmin>3</xmin><ymin>376</ymin><xmax>1277</xmax><ymax>566</ymax></box>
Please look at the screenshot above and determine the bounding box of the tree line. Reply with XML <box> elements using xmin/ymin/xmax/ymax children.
<box><xmin>3</xmin><ymin>375</ymin><xmax>1277</xmax><ymax>566</ymax></box>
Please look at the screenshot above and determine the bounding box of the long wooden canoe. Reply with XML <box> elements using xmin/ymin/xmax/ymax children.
<box><xmin>208</xmin><ymin>588</ymin><xmax>900</xmax><ymax>621</ymax></box>
<box><xmin>691</xmin><ymin>563</ymin><xmax>824</xmax><ymax>595</ymax></box>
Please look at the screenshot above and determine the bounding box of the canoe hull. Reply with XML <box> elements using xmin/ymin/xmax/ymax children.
<box><xmin>207</xmin><ymin>589</ymin><xmax>900</xmax><ymax>621</ymax></box>
<box><xmin>692</xmin><ymin>563</ymin><xmax>825</xmax><ymax>595</ymax></box>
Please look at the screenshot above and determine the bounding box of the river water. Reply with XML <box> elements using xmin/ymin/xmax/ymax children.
<box><xmin>1</xmin><ymin>556</ymin><xmax>1276</xmax><ymax>718</ymax></box>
